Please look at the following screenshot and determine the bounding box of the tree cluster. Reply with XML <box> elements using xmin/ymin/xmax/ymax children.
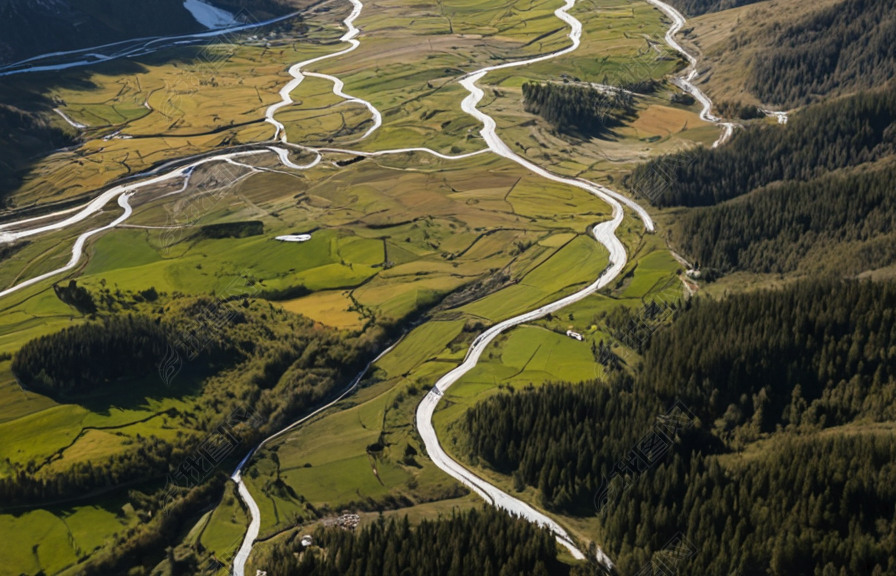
<box><xmin>253</xmin><ymin>507</ymin><xmax>569</xmax><ymax>576</ymax></box>
<box><xmin>5</xmin><ymin>296</ymin><xmax>384</xmax><ymax>506</ymax></box>
<box><xmin>715</xmin><ymin>100</ymin><xmax>764</xmax><ymax>120</ymax></box>
<box><xmin>53</xmin><ymin>279</ymin><xmax>97</xmax><ymax>314</ymax></box>
<box><xmin>12</xmin><ymin>313</ymin><xmax>171</xmax><ymax>395</ymax></box>
<box><xmin>458</xmin><ymin>381</ymin><xmax>662</xmax><ymax>513</ymax></box>
<box><xmin>197</xmin><ymin>220</ymin><xmax>264</xmax><ymax>239</ymax></box>
<box><xmin>522</xmin><ymin>82</ymin><xmax>634</xmax><ymax>137</ymax></box>
<box><xmin>2</xmin><ymin>293</ymin><xmax>387</xmax><ymax>576</ymax></box>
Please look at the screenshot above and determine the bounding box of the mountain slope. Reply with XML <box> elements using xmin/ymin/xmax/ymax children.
<box><xmin>0</xmin><ymin>0</ymin><xmax>208</xmax><ymax>65</ymax></box>
<box><xmin>748</xmin><ymin>0</ymin><xmax>896</xmax><ymax>107</ymax></box>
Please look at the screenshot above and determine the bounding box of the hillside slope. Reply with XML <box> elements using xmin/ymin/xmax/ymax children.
<box><xmin>0</xmin><ymin>0</ymin><xmax>203</xmax><ymax>65</ymax></box>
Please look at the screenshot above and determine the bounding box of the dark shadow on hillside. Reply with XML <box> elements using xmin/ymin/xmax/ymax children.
<box><xmin>0</xmin><ymin>14</ymin><xmax>305</xmax><ymax>207</ymax></box>
<box><xmin>70</xmin><ymin>365</ymin><xmax>209</xmax><ymax>417</ymax></box>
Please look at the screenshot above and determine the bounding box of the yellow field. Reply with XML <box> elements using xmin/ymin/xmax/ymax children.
<box><xmin>279</xmin><ymin>290</ymin><xmax>365</xmax><ymax>329</ymax></box>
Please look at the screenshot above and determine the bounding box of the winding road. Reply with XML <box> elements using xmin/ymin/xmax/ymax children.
<box><xmin>230</xmin><ymin>341</ymin><xmax>399</xmax><ymax>576</ymax></box>
<box><xmin>0</xmin><ymin>0</ymin><xmax>737</xmax><ymax>570</ymax></box>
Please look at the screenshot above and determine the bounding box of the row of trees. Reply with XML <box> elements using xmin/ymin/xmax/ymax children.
<box><xmin>671</xmin><ymin>159</ymin><xmax>896</xmax><ymax>274</ymax></box>
<box><xmin>252</xmin><ymin>507</ymin><xmax>572</xmax><ymax>576</ymax></box>
<box><xmin>629</xmin><ymin>83</ymin><xmax>896</xmax><ymax>206</ymax></box>
<box><xmin>456</xmin><ymin>279</ymin><xmax>896</xmax><ymax>573</ymax></box>
<box><xmin>750</xmin><ymin>0</ymin><xmax>896</xmax><ymax>106</ymax></box>
<box><xmin>197</xmin><ymin>220</ymin><xmax>264</xmax><ymax>239</ymax></box>
<box><xmin>522</xmin><ymin>82</ymin><xmax>635</xmax><ymax>137</ymax></box>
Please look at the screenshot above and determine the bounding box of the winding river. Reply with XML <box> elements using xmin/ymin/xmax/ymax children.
<box><xmin>0</xmin><ymin>0</ymin><xmax>738</xmax><ymax>570</ymax></box>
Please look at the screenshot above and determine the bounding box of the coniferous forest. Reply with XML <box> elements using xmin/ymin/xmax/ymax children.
<box><xmin>522</xmin><ymin>82</ymin><xmax>635</xmax><ymax>137</ymax></box>
<box><xmin>749</xmin><ymin>0</ymin><xmax>896</xmax><ymax>107</ymax></box>
<box><xmin>457</xmin><ymin>280</ymin><xmax>896</xmax><ymax>574</ymax></box>
<box><xmin>671</xmin><ymin>159</ymin><xmax>896</xmax><ymax>274</ymax></box>
<box><xmin>629</xmin><ymin>82</ymin><xmax>896</xmax><ymax>276</ymax></box>
<box><xmin>13</xmin><ymin>313</ymin><xmax>171</xmax><ymax>394</ymax></box>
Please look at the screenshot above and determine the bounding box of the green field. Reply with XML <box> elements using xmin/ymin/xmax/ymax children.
<box><xmin>0</xmin><ymin>496</ymin><xmax>141</xmax><ymax>575</ymax></box>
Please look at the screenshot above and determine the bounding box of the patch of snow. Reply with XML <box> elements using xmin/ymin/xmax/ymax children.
<box><xmin>183</xmin><ymin>0</ymin><xmax>238</xmax><ymax>29</ymax></box>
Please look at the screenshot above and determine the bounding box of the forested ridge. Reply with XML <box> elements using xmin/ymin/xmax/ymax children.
<box><xmin>749</xmin><ymin>0</ymin><xmax>896</xmax><ymax>107</ymax></box>
<box><xmin>456</xmin><ymin>280</ymin><xmax>896</xmax><ymax>574</ymax></box>
<box><xmin>671</xmin><ymin>158</ymin><xmax>896</xmax><ymax>274</ymax></box>
<box><xmin>630</xmin><ymin>83</ymin><xmax>896</xmax><ymax>207</ymax></box>
<box><xmin>252</xmin><ymin>507</ymin><xmax>574</xmax><ymax>576</ymax></box>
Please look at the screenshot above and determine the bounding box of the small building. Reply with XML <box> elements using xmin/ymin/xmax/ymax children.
<box><xmin>566</xmin><ymin>330</ymin><xmax>584</xmax><ymax>341</ymax></box>
<box><xmin>300</xmin><ymin>535</ymin><xmax>313</xmax><ymax>548</ymax></box>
